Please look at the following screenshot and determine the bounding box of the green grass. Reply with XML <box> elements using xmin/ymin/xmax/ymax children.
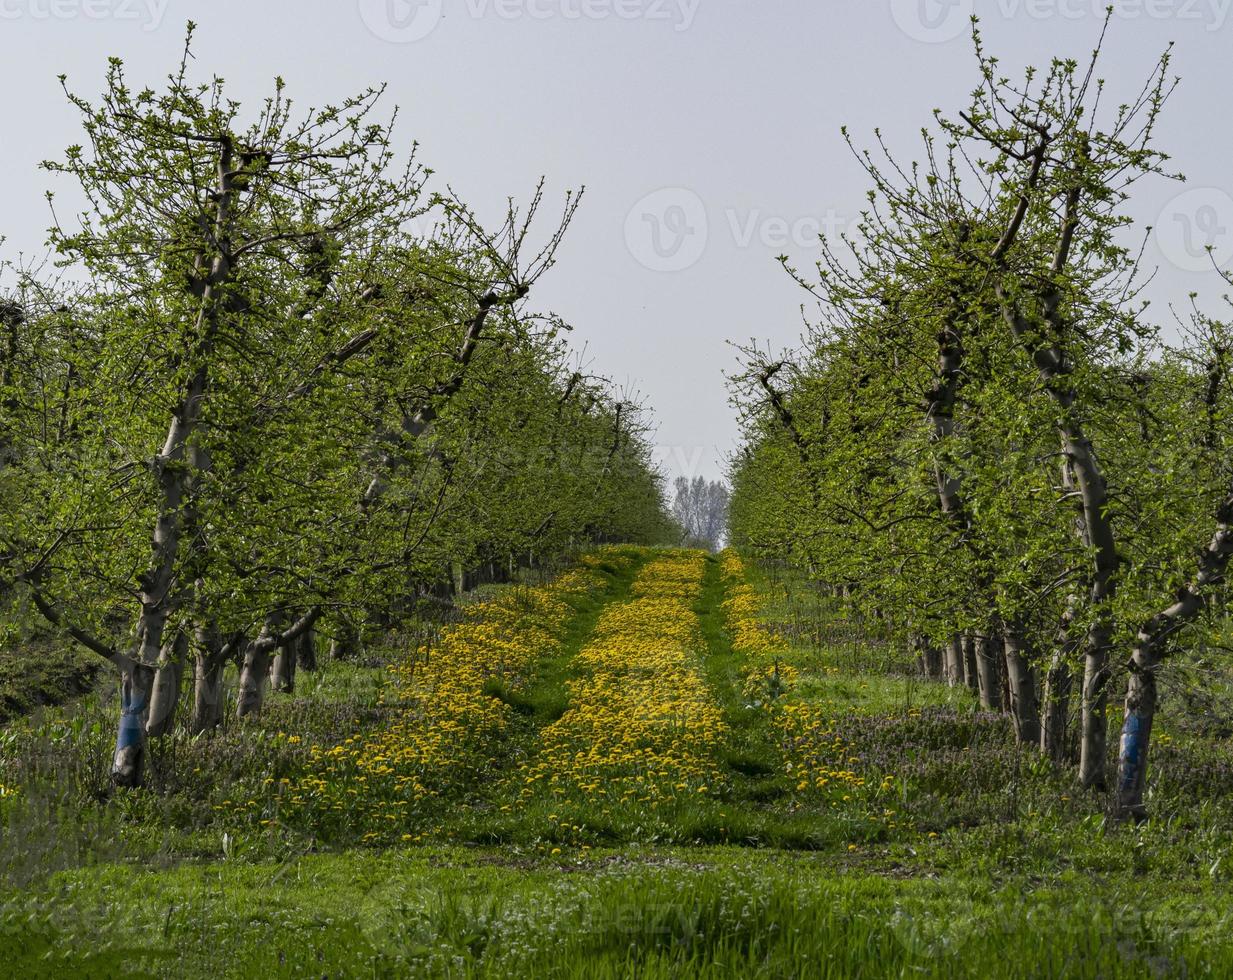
<box><xmin>4</xmin><ymin>846</ymin><xmax>1232</xmax><ymax>979</ymax></box>
<box><xmin>432</xmin><ymin>551</ymin><xmax>885</xmax><ymax>852</ymax></box>
<box><xmin>692</xmin><ymin>555</ymin><xmax>835</xmax><ymax>845</ymax></box>
<box><xmin>0</xmin><ymin>638</ymin><xmax>100</xmax><ymax>724</ymax></box>
<box><xmin>502</xmin><ymin>550</ymin><xmax>642</xmax><ymax>727</ymax></box>
<box><xmin>3</xmin><ymin>548</ymin><xmax>1233</xmax><ymax>977</ymax></box>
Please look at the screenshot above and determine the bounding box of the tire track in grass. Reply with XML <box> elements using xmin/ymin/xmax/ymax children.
<box><xmin>453</xmin><ymin>547</ymin><xmax>646</xmax><ymax>842</ymax></box>
<box><xmin>690</xmin><ymin>552</ymin><xmax>821</xmax><ymax>847</ymax></box>
<box><xmin>509</xmin><ymin>551</ymin><xmax>730</xmax><ymax>843</ymax></box>
<box><xmin>706</xmin><ymin>550</ymin><xmax>898</xmax><ymax>849</ymax></box>
<box><xmin>695</xmin><ymin>554</ymin><xmax>788</xmax><ymax>795</ymax></box>
<box><xmin>272</xmin><ymin>551</ymin><xmax>636</xmax><ymax>844</ymax></box>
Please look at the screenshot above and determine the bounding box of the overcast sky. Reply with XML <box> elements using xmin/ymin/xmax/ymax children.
<box><xmin>2</xmin><ymin>1</ymin><xmax>1231</xmax><ymax>482</ymax></box>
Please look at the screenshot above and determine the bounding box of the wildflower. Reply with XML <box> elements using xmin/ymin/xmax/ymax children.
<box><xmin>517</xmin><ymin>552</ymin><xmax>727</xmax><ymax>808</ymax></box>
<box><xmin>278</xmin><ymin>558</ymin><xmax>618</xmax><ymax>831</ymax></box>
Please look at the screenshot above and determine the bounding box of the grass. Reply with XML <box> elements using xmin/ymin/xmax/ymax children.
<box><xmin>499</xmin><ymin>551</ymin><xmax>643</xmax><ymax>730</ymax></box>
<box><xmin>0</xmin><ymin>637</ymin><xmax>100</xmax><ymax>724</ymax></box>
<box><xmin>2</xmin><ymin>547</ymin><xmax>1233</xmax><ymax>977</ymax></box>
<box><xmin>6</xmin><ymin>847</ymin><xmax>1233</xmax><ymax>978</ymax></box>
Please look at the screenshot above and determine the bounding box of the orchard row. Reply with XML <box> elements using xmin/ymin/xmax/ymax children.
<box><xmin>729</xmin><ymin>23</ymin><xmax>1233</xmax><ymax>820</ymax></box>
<box><xmin>0</xmin><ymin>30</ymin><xmax>675</xmax><ymax>788</ymax></box>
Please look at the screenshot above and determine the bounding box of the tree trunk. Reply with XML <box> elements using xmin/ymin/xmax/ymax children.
<box><xmin>1040</xmin><ymin>651</ymin><xmax>1073</xmax><ymax>761</ymax></box>
<box><xmin>118</xmin><ymin>160</ymin><xmax>240</xmax><ymax>788</ymax></box>
<box><xmin>1056</xmin><ymin>422</ymin><xmax>1116</xmax><ymax>790</ymax></box>
<box><xmin>297</xmin><ymin>627</ymin><xmax>317</xmax><ymax>672</ymax></box>
<box><xmin>112</xmin><ymin>662</ymin><xmax>156</xmax><ymax>787</ymax></box>
<box><xmin>1078</xmin><ymin>630</ymin><xmax>1112</xmax><ymax>791</ymax></box>
<box><xmin>1002</xmin><ymin>630</ymin><xmax>1040</xmax><ymax>745</ymax></box>
<box><xmin>189</xmin><ymin>623</ymin><xmax>233</xmax><ymax>735</ymax></box>
<box><xmin>1115</xmin><ymin>496</ymin><xmax>1233</xmax><ymax>817</ymax></box>
<box><xmin>233</xmin><ymin>611</ymin><xmax>317</xmax><ymax>719</ymax></box>
<box><xmin>995</xmin><ymin>195</ymin><xmax>1119</xmax><ymax>791</ymax></box>
<box><xmin>1042</xmin><ymin>585</ymin><xmax>1080</xmax><ymax>762</ymax></box>
<box><xmin>146</xmin><ymin>631</ymin><xmax>188</xmax><ymax>738</ymax></box>
<box><xmin>943</xmin><ymin>635</ymin><xmax>964</xmax><ymax>687</ymax></box>
<box><xmin>330</xmin><ymin>621</ymin><xmax>360</xmax><ymax>660</ymax></box>
<box><xmin>270</xmin><ymin>642</ymin><xmax>296</xmax><ymax>694</ymax></box>
<box><xmin>917</xmin><ymin>637</ymin><xmax>943</xmax><ymax>680</ymax></box>
<box><xmin>961</xmin><ymin>633</ymin><xmax>979</xmax><ymax>693</ymax></box>
<box><xmin>236</xmin><ymin>637</ymin><xmax>273</xmax><ymax>720</ymax></box>
<box><xmin>1116</xmin><ymin>663</ymin><xmax>1156</xmax><ymax>821</ymax></box>
<box><xmin>974</xmin><ymin>632</ymin><xmax>1003</xmax><ymax>712</ymax></box>
<box><xmin>191</xmin><ymin>652</ymin><xmax>226</xmax><ymax>735</ymax></box>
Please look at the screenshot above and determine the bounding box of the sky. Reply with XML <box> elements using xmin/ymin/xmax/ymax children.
<box><xmin>2</xmin><ymin>0</ymin><xmax>1231</xmax><ymax>483</ymax></box>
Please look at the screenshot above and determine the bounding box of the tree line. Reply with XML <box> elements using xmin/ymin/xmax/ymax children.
<box><xmin>671</xmin><ymin>476</ymin><xmax>729</xmax><ymax>551</ymax></box>
<box><xmin>729</xmin><ymin>21</ymin><xmax>1233</xmax><ymax>820</ymax></box>
<box><xmin>0</xmin><ymin>27</ymin><xmax>675</xmax><ymax>788</ymax></box>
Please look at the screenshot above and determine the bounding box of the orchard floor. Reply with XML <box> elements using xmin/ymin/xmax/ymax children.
<box><xmin>2</xmin><ymin>548</ymin><xmax>1232</xmax><ymax>978</ymax></box>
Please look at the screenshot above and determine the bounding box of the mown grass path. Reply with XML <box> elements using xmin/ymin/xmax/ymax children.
<box><xmin>484</xmin><ymin>551</ymin><xmax>644</xmax><ymax>778</ymax></box>
<box><xmin>688</xmin><ymin>553</ymin><xmax>882</xmax><ymax>849</ymax></box>
<box><xmin>449</xmin><ymin>549</ymin><xmax>879</xmax><ymax>850</ymax></box>
<box><xmin>693</xmin><ymin>556</ymin><xmax>796</xmax><ymax>825</ymax></box>
<box><xmin>450</xmin><ymin>549</ymin><xmax>645</xmax><ymax>843</ymax></box>
<box><xmin>525</xmin><ymin>552</ymin><xmax>726</xmax><ymax>799</ymax></box>
<box><xmin>448</xmin><ymin>550</ymin><xmax>736</xmax><ymax>848</ymax></box>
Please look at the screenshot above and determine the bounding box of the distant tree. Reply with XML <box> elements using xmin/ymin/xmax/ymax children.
<box><xmin>671</xmin><ymin>476</ymin><xmax>729</xmax><ymax>551</ymax></box>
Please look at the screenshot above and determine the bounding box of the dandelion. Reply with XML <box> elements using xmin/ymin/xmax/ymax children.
<box><xmin>517</xmin><ymin>552</ymin><xmax>728</xmax><ymax>807</ymax></box>
<box><xmin>274</xmin><ymin>555</ymin><xmax>625</xmax><ymax>839</ymax></box>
